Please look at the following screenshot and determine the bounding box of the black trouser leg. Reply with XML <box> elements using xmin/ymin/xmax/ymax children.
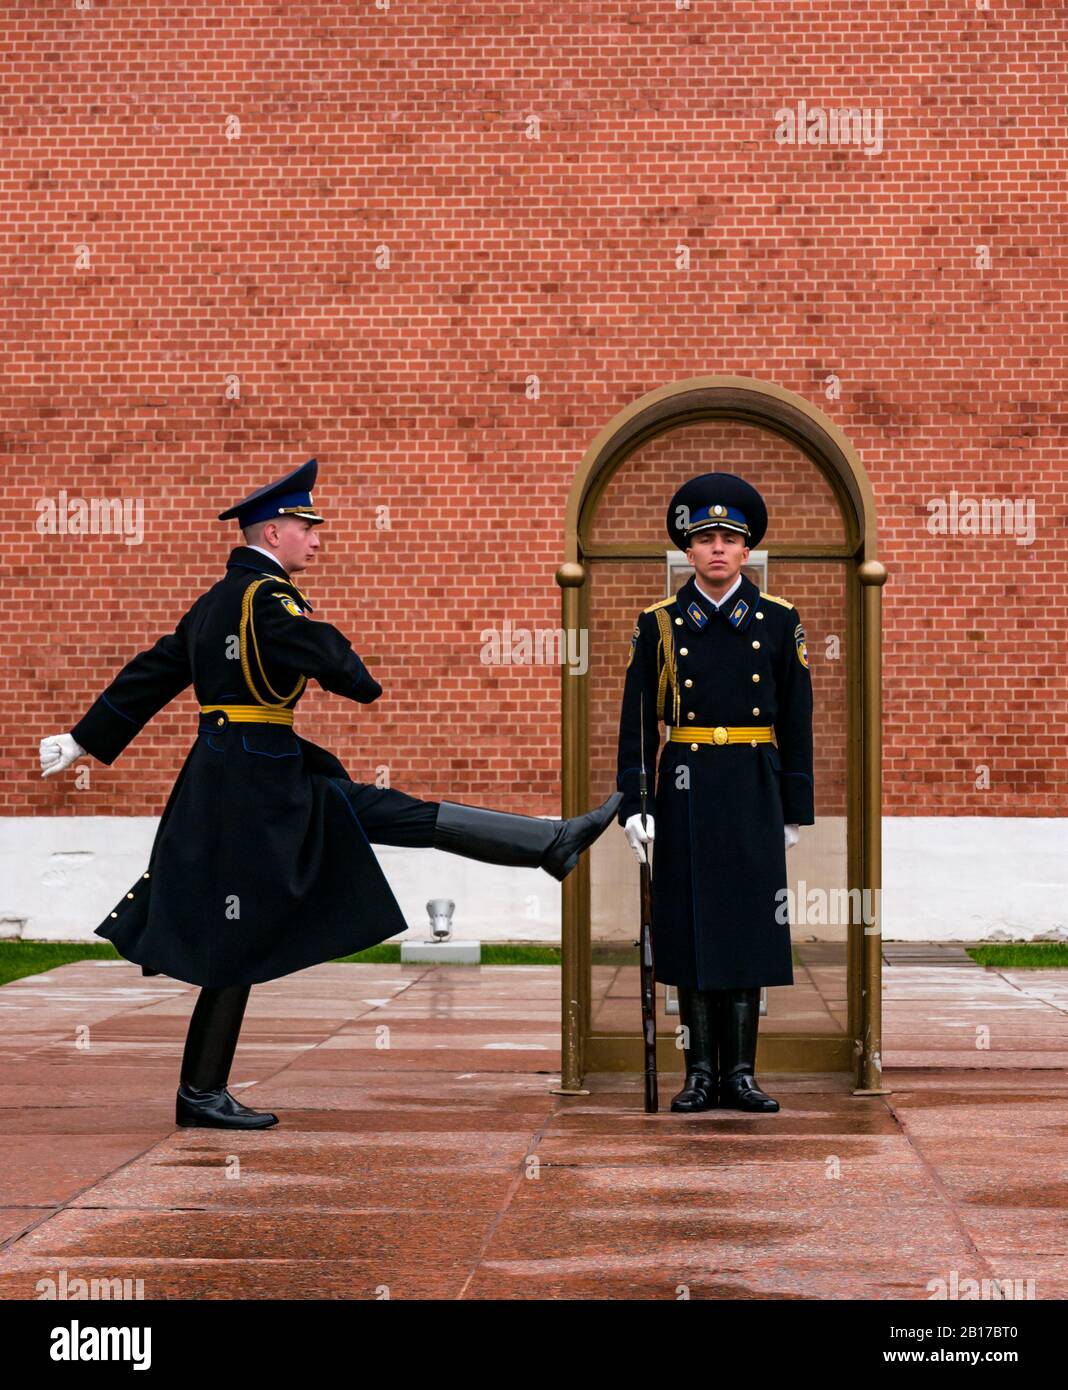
<box><xmin>670</xmin><ymin>986</ymin><xmax>720</xmax><ymax>1113</ymax></box>
<box><xmin>719</xmin><ymin>987</ymin><xmax>780</xmax><ymax>1112</ymax></box>
<box><xmin>180</xmin><ymin>984</ymin><xmax>251</xmax><ymax>1090</ymax></box>
<box><xmin>335</xmin><ymin>785</ymin><xmax>442</xmax><ymax>848</ymax></box>
<box><xmin>176</xmin><ymin>985</ymin><xmax>278</xmax><ymax>1129</ymax></box>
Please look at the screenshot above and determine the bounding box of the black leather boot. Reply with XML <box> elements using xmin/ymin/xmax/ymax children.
<box><xmin>432</xmin><ymin>792</ymin><xmax>623</xmax><ymax>882</ymax></box>
<box><xmin>719</xmin><ymin>987</ymin><xmax>780</xmax><ymax>1112</ymax></box>
<box><xmin>176</xmin><ymin>984</ymin><xmax>278</xmax><ymax>1130</ymax></box>
<box><xmin>670</xmin><ymin>986</ymin><xmax>720</xmax><ymax>1113</ymax></box>
<box><xmin>176</xmin><ymin>1081</ymin><xmax>279</xmax><ymax>1129</ymax></box>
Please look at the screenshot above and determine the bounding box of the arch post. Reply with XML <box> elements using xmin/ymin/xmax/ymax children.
<box><xmin>555</xmin><ymin>560</ymin><xmax>589</xmax><ymax>1094</ymax></box>
<box><xmin>856</xmin><ymin>559</ymin><xmax>890</xmax><ymax>1095</ymax></box>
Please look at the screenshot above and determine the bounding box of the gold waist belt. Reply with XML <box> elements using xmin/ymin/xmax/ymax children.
<box><xmin>669</xmin><ymin>724</ymin><xmax>774</xmax><ymax>746</ymax></box>
<box><xmin>200</xmin><ymin>704</ymin><xmax>295</xmax><ymax>727</ymax></box>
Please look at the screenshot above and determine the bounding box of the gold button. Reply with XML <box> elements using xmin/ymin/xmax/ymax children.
<box><xmin>679</xmin><ymin>647</ymin><xmax>688</xmax><ymax>656</ymax></box>
<box><xmin>127</xmin><ymin>892</ymin><xmax>134</xmax><ymax>899</ymax></box>
<box><xmin>684</xmin><ymin>679</ymin><xmax>693</xmax><ymax>688</ymax></box>
<box><xmin>110</xmin><ymin>912</ymin><xmax>118</xmax><ymax>919</ymax></box>
<box><xmin>675</xmin><ymin>617</ymin><xmax>683</xmax><ymax>625</ymax></box>
<box><xmin>752</xmin><ymin>707</ymin><xmax>760</xmax><ymax>716</ymax></box>
<box><xmin>752</xmin><ymin>640</ymin><xmax>760</xmax><ymax>649</ymax></box>
<box><xmin>752</xmin><ymin>673</ymin><xmax>760</xmax><ymax>683</ymax></box>
<box><xmin>686</xmin><ymin>711</ymin><xmax>695</xmax><ymax>720</ymax></box>
<box><xmin>751</xmin><ymin>738</ymin><xmax>758</xmax><ymax>747</ymax></box>
<box><xmin>217</xmin><ymin>718</ymin><xmax>224</xmax><ymax>727</ymax></box>
<box><xmin>690</xmin><ymin>743</ymin><xmax>698</xmax><ymax>751</ymax></box>
<box><xmin>713</xmin><ymin>726</ymin><xmax>728</xmax><ymax>745</ymax></box>
<box><xmin>756</xmin><ymin>611</ymin><xmax>764</xmax><ymax>620</ymax></box>
<box><xmin>143</xmin><ymin>872</ymin><xmax>150</xmax><ymax>879</ymax></box>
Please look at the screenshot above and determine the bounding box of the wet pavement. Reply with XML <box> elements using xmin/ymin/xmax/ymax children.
<box><xmin>0</xmin><ymin>955</ymin><xmax>1064</xmax><ymax>1299</ymax></box>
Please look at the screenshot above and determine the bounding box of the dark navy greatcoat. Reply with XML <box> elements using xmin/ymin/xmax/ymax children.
<box><xmin>616</xmin><ymin>572</ymin><xmax>814</xmax><ymax>990</ymax></box>
<box><xmin>71</xmin><ymin>546</ymin><xmax>411</xmax><ymax>988</ymax></box>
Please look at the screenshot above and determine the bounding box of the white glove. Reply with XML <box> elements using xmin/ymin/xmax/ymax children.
<box><xmin>784</xmin><ymin>823</ymin><xmax>800</xmax><ymax>851</ymax></box>
<box><xmin>624</xmin><ymin>813</ymin><xmax>655</xmax><ymax>864</ymax></box>
<box><xmin>39</xmin><ymin>732</ymin><xmax>87</xmax><ymax>778</ymax></box>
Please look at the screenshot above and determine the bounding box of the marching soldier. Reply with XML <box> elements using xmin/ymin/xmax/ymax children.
<box><xmin>39</xmin><ymin>459</ymin><xmax>621</xmax><ymax>1129</ymax></box>
<box><xmin>616</xmin><ymin>472</ymin><xmax>814</xmax><ymax>1114</ymax></box>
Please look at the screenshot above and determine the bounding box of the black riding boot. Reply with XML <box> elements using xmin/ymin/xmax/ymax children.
<box><xmin>176</xmin><ymin>984</ymin><xmax>278</xmax><ymax>1130</ymax></box>
<box><xmin>670</xmin><ymin>987</ymin><xmax>721</xmax><ymax>1113</ymax></box>
<box><xmin>432</xmin><ymin>792</ymin><xmax>623</xmax><ymax>882</ymax></box>
<box><xmin>719</xmin><ymin>987</ymin><xmax>780</xmax><ymax>1112</ymax></box>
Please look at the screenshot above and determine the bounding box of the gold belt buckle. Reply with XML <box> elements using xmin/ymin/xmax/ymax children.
<box><xmin>713</xmin><ymin>726</ymin><xmax>728</xmax><ymax>745</ymax></box>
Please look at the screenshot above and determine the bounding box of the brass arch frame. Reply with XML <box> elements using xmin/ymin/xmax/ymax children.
<box><xmin>555</xmin><ymin>376</ymin><xmax>888</xmax><ymax>1095</ymax></box>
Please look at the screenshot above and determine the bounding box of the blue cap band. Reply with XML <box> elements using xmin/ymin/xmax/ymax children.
<box><xmin>687</xmin><ymin>503</ymin><xmax>749</xmax><ymax>535</ymax></box>
<box><xmin>237</xmin><ymin>490</ymin><xmax>317</xmax><ymax>527</ymax></box>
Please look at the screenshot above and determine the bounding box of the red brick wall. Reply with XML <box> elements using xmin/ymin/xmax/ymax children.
<box><xmin>5</xmin><ymin>3</ymin><xmax>1066</xmax><ymax>821</ymax></box>
<box><xmin>590</xmin><ymin>422</ymin><xmax>845</xmax><ymax>548</ymax></box>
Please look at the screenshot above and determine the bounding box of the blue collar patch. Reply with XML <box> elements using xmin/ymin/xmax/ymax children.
<box><xmin>685</xmin><ymin>600</ymin><xmax>708</xmax><ymax>629</ymax></box>
<box><xmin>727</xmin><ymin>598</ymin><xmax>749</xmax><ymax>627</ymax></box>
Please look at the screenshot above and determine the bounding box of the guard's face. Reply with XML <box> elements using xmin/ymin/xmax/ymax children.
<box><xmin>686</xmin><ymin>527</ymin><xmax>749</xmax><ymax>587</ymax></box>
<box><xmin>274</xmin><ymin>517</ymin><xmax>321</xmax><ymax>573</ymax></box>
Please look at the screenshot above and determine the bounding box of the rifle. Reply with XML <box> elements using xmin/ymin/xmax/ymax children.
<box><xmin>638</xmin><ymin>691</ymin><xmax>658</xmax><ymax>1113</ymax></box>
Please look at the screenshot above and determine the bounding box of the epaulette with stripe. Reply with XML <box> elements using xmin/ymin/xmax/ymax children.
<box><xmin>251</xmin><ymin>574</ymin><xmax>315</xmax><ymax>615</ymax></box>
<box><xmin>642</xmin><ymin>595</ymin><xmax>676</xmax><ymax>614</ymax></box>
<box><xmin>759</xmin><ymin>590</ymin><xmax>793</xmax><ymax>610</ymax></box>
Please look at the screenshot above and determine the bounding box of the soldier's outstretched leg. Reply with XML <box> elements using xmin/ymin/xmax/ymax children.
<box><xmin>718</xmin><ymin>987</ymin><xmax>780</xmax><ymax>1112</ymax></box>
<box><xmin>432</xmin><ymin>793</ymin><xmax>623</xmax><ymax>881</ymax></box>
<box><xmin>176</xmin><ymin>984</ymin><xmax>279</xmax><ymax>1130</ymax></box>
<box><xmin>669</xmin><ymin>986</ymin><xmax>720</xmax><ymax>1113</ymax></box>
<box><xmin>337</xmin><ymin>782</ymin><xmax>623</xmax><ymax>881</ymax></box>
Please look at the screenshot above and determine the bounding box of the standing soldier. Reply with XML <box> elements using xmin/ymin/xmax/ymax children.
<box><xmin>616</xmin><ymin>473</ymin><xmax>814</xmax><ymax>1114</ymax></box>
<box><xmin>39</xmin><ymin>459</ymin><xmax>621</xmax><ymax>1129</ymax></box>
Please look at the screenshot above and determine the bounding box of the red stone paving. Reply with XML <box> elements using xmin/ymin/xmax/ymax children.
<box><xmin>0</xmin><ymin>956</ymin><xmax>1065</xmax><ymax>1299</ymax></box>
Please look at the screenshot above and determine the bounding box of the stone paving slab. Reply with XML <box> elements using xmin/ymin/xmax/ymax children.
<box><xmin>0</xmin><ymin>1256</ymin><xmax>463</xmax><ymax>1301</ymax></box>
<box><xmin>462</xmin><ymin>1254</ymin><xmax>1032</xmax><ymax>1301</ymax></box>
<box><xmin>0</xmin><ymin>955</ymin><xmax>1065</xmax><ymax>1300</ymax></box>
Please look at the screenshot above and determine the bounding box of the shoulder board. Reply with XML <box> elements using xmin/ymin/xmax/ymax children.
<box><xmin>642</xmin><ymin>596</ymin><xmax>676</xmax><ymax>614</ymax></box>
<box><xmin>250</xmin><ymin>575</ymin><xmax>298</xmax><ymax>599</ymax></box>
<box><xmin>250</xmin><ymin>575</ymin><xmax>315</xmax><ymax>615</ymax></box>
<box><xmin>252</xmin><ymin>571</ymin><xmax>294</xmax><ymax>589</ymax></box>
<box><xmin>759</xmin><ymin>591</ymin><xmax>793</xmax><ymax>610</ymax></box>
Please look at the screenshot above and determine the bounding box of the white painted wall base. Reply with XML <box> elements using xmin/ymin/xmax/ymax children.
<box><xmin>882</xmin><ymin>817</ymin><xmax>1067</xmax><ymax>942</ymax></box>
<box><xmin>1</xmin><ymin>816</ymin><xmax>1064</xmax><ymax>946</ymax></box>
<box><xmin>0</xmin><ymin>817</ymin><xmax>561</xmax><ymax>945</ymax></box>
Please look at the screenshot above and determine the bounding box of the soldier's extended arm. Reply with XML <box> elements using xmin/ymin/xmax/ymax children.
<box><xmin>70</xmin><ymin>618</ymin><xmax>194</xmax><ymax>766</ymax></box>
<box><xmin>774</xmin><ymin>606</ymin><xmax>814</xmax><ymax>825</ymax></box>
<box><xmin>616</xmin><ymin>610</ymin><xmax>662</xmax><ymax>827</ymax></box>
<box><xmin>250</xmin><ymin>583</ymin><xmax>382</xmax><ymax>704</ymax></box>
